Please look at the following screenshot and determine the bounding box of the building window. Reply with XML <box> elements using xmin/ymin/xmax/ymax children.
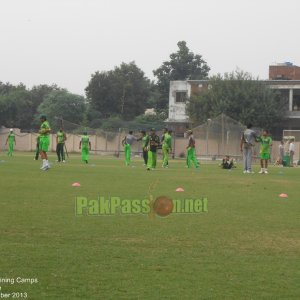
<box><xmin>175</xmin><ymin>91</ymin><xmax>187</xmax><ymax>103</ymax></box>
<box><xmin>293</xmin><ymin>96</ymin><xmax>300</xmax><ymax>111</ymax></box>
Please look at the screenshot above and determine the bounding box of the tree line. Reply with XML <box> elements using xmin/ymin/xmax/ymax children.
<box><xmin>0</xmin><ymin>41</ymin><xmax>287</xmax><ymax>132</ymax></box>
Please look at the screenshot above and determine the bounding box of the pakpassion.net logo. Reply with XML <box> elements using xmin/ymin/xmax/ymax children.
<box><xmin>75</xmin><ymin>196</ymin><xmax>208</xmax><ymax>217</ymax></box>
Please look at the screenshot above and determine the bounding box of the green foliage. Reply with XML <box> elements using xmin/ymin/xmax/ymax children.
<box><xmin>37</xmin><ymin>90</ymin><xmax>87</xmax><ymax>131</ymax></box>
<box><xmin>187</xmin><ymin>70</ymin><xmax>287</xmax><ymax>129</ymax></box>
<box><xmin>85</xmin><ymin>62</ymin><xmax>151</xmax><ymax>121</ymax></box>
<box><xmin>0</xmin><ymin>83</ymin><xmax>64</xmax><ymax>130</ymax></box>
<box><xmin>153</xmin><ymin>41</ymin><xmax>210</xmax><ymax>109</ymax></box>
<box><xmin>0</xmin><ymin>84</ymin><xmax>33</xmax><ymax>129</ymax></box>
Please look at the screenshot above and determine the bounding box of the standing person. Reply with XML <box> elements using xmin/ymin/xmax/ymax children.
<box><xmin>79</xmin><ymin>132</ymin><xmax>91</xmax><ymax>164</ymax></box>
<box><xmin>240</xmin><ymin>123</ymin><xmax>257</xmax><ymax>174</ymax></box>
<box><xmin>137</xmin><ymin>130</ymin><xmax>149</xmax><ymax>165</ymax></box>
<box><xmin>186</xmin><ymin>130</ymin><xmax>200</xmax><ymax>169</ymax></box>
<box><xmin>162</xmin><ymin>130</ymin><xmax>172</xmax><ymax>168</ymax></box>
<box><xmin>39</xmin><ymin>115</ymin><xmax>51</xmax><ymax>171</ymax></box>
<box><xmin>146</xmin><ymin>128</ymin><xmax>160</xmax><ymax>171</ymax></box>
<box><xmin>278</xmin><ymin>140</ymin><xmax>285</xmax><ymax>165</ymax></box>
<box><xmin>257</xmin><ymin>130</ymin><xmax>272</xmax><ymax>174</ymax></box>
<box><xmin>158</xmin><ymin>127</ymin><xmax>168</xmax><ymax>148</ymax></box>
<box><xmin>56</xmin><ymin>128</ymin><xmax>67</xmax><ymax>163</ymax></box>
<box><xmin>5</xmin><ymin>129</ymin><xmax>16</xmax><ymax>157</ymax></box>
<box><xmin>289</xmin><ymin>138</ymin><xmax>295</xmax><ymax>167</ymax></box>
<box><xmin>121</xmin><ymin>131</ymin><xmax>137</xmax><ymax>166</ymax></box>
<box><xmin>34</xmin><ymin>134</ymin><xmax>40</xmax><ymax>161</ymax></box>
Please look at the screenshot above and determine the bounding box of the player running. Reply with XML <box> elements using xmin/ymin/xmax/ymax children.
<box><xmin>39</xmin><ymin>115</ymin><xmax>51</xmax><ymax>171</ymax></box>
<box><xmin>146</xmin><ymin>128</ymin><xmax>160</xmax><ymax>171</ymax></box>
<box><xmin>257</xmin><ymin>130</ymin><xmax>272</xmax><ymax>174</ymax></box>
<box><xmin>5</xmin><ymin>129</ymin><xmax>16</xmax><ymax>157</ymax></box>
<box><xmin>79</xmin><ymin>132</ymin><xmax>91</xmax><ymax>164</ymax></box>
<box><xmin>162</xmin><ymin>129</ymin><xmax>172</xmax><ymax>168</ymax></box>
<box><xmin>186</xmin><ymin>130</ymin><xmax>199</xmax><ymax>169</ymax></box>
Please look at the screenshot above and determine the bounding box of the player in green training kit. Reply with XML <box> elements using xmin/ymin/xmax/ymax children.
<box><xmin>5</xmin><ymin>129</ymin><xmax>16</xmax><ymax>157</ymax></box>
<box><xmin>79</xmin><ymin>132</ymin><xmax>91</xmax><ymax>163</ymax></box>
<box><xmin>186</xmin><ymin>130</ymin><xmax>199</xmax><ymax>169</ymax></box>
<box><xmin>257</xmin><ymin>129</ymin><xmax>272</xmax><ymax>174</ymax></box>
<box><xmin>56</xmin><ymin>128</ymin><xmax>67</xmax><ymax>162</ymax></box>
<box><xmin>162</xmin><ymin>129</ymin><xmax>172</xmax><ymax>168</ymax></box>
<box><xmin>146</xmin><ymin>128</ymin><xmax>160</xmax><ymax>171</ymax></box>
<box><xmin>137</xmin><ymin>130</ymin><xmax>149</xmax><ymax>165</ymax></box>
<box><xmin>39</xmin><ymin>115</ymin><xmax>51</xmax><ymax>171</ymax></box>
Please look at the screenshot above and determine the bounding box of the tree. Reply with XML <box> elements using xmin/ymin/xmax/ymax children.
<box><xmin>85</xmin><ymin>62</ymin><xmax>151</xmax><ymax>120</ymax></box>
<box><xmin>30</xmin><ymin>84</ymin><xmax>63</xmax><ymax>112</ymax></box>
<box><xmin>0</xmin><ymin>83</ymin><xmax>64</xmax><ymax>129</ymax></box>
<box><xmin>0</xmin><ymin>84</ymin><xmax>33</xmax><ymax>128</ymax></box>
<box><xmin>153</xmin><ymin>41</ymin><xmax>210</xmax><ymax>110</ymax></box>
<box><xmin>37</xmin><ymin>90</ymin><xmax>87</xmax><ymax>131</ymax></box>
<box><xmin>186</xmin><ymin>70</ymin><xmax>287</xmax><ymax>129</ymax></box>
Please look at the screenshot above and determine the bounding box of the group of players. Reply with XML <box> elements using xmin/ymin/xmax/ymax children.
<box><xmin>240</xmin><ymin>123</ymin><xmax>295</xmax><ymax>174</ymax></box>
<box><xmin>4</xmin><ymin>115</ymin><xmax>200</xmax><ymax>171</ymax></box>
<box><xmin>3</xmin><ymin>116</ymin><xmax>295</xmax><ymax>173</ymax></box>
<box><xmin>121</xmin><ymin>128</ymin><xmax>200</xmax><ymax>171</ymax></box>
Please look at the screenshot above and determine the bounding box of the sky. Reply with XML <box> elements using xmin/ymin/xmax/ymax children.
<box><xmin>0</xmin><ymin>0</ymin><xmax>299</xmax><ymax>96</ymax></box>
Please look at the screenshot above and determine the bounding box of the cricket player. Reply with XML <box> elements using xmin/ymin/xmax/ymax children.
<box><xmin>39</xmin><ymin>115</ymin><xmax>51</xmax><ymax>170</ymax></box>
<box><xmin>160</xmin><ymin>127</ymin><xmax>168</xmax><ymax>149</ymax></box>
<box><xmin>278</xmin><ymin>140</ymin><xmax>284</xmax><ymax>165</ymax></box>
<box><xmin>137</xmin><ymin>130</ymin><xmax>149</xmax><ymax>165</ymax></box>
<box><xmin>257</xmin><ymin>130</ymin><xmax>272</xmax><ymax>174</ymax></box>
<box><xmin>289</xmin><ymin>138</ymin><xmax>295</xmax><ymax>167</ymax></box>
<box><xmin>240</xmin><ymin>123</ymin><xmax>257</xmax><ymax>173</ymax></box>
<box><xmin>122</xmin><ymin>131</ymin><xmax>137</xmax><ymax>166</ymax></box>
<box><xmin>162</xmin><ymin>129</ymin><xmax>172</xmax><ymax>168</ymax></box>
<box><xmin>5</xmin><ymin>129</ymin><xmax>16</xmax><ymax>157</ymax></box>
<box><xmin>186</xmin><ymin>130</ymin><xmax>199</xmax><ymax>168</ymax></box>
<box><xmin>221</xmin><ymin>155</ymin><xmax>234</xmax><ymax>169</ymax></box>
<box><xmin>79</xmin><ymin>132</ymin><xmax>91</xmax><ymax>164</ymax></box>
<box><xmin>146</xmin><ymin>128</ymin><xmax>160</xmax><ymax>170</ymax></box>
<box><xmin>56</xmin><ymin>128</ymin><xmax>67</xmax><ymax>162</ymax></box>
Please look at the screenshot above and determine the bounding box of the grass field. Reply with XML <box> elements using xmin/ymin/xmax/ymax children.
<box><xmin>0</xmin><ymin>153</ymin><xmax>299</xmax><ymax>300</ymax></box>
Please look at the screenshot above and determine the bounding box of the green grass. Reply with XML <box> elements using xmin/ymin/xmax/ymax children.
<box><xmin>0</xmin><ymin>153</ymin><xmax>299</xmax><ymax>299</ymax></box>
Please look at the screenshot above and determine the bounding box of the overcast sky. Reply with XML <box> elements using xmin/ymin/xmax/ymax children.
<box><xmin>0</xmin><ymin>0</ymin><xmax>299</xmax><ymax>95</ymax></box>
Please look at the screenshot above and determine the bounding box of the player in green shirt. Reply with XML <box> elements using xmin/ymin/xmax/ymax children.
<box><xmin>162</xmin><ymin>129</ymin><xmax>172</xmax><ymax>168</ymax></box>
<box><xmin>56</xmin><ymin>128</ymin><xmax>67</xmax><ymax>162</ymax></box>
<box><xmin>39</xmin><ymin>115</ymin><xmax>51</xmax><ymax>170</ymax></box>
<box><xmin>5</xmin><ymin>129</ymin><xmax>16</xmax><ymax>157</ymax></box>
<box><xmin>257</xmin><ymin>130</ymin><xmax>272</xmax><ymax>174</ymax></box>
<box><xmin>79</xmin><ymin>132</ymin><xmax>91</xmax><ymax>164</ymax></box>
<box><xmin>145</xmin><ymin>128</ymin><xmax>160</xmax><ymax>171</ymax></box>
<box><xmin>186</xmin><ymin>130</ymin><xmax>199</xmax><ymax>169</ymax></box>
<box><xmin>137</xmin><ymin>130</ymin><xmax>149</xmax><ymax>165</ymax></box>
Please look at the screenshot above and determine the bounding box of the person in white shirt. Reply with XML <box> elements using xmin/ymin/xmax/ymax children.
<box><xmin>288</xmin><ymin>139</ymin><xmax>295</xmax><ymax>167</ymax></box>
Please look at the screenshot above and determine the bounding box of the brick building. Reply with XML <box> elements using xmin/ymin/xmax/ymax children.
<box><xmin>269</xmin><ymin>62</ymin><xmax>300</xmax><ymax>80</ymax></box>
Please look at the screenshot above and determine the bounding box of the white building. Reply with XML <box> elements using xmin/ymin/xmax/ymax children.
<box><xmin>167</xmin><ymin>79</ymin><xmax>300</xmax><ymax>135</ymax></box>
